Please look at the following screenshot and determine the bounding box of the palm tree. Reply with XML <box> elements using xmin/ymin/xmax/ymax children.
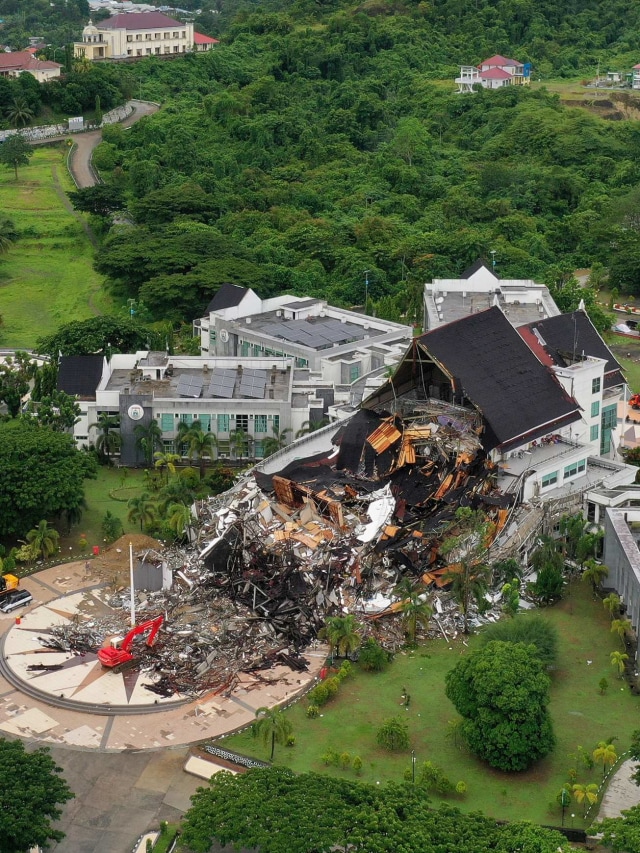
<box><xmin>603</xmin><ymin>593</ymin><xmax>621</xmax><ymax>620</ymax></box>
<box><xmin>7</xmin><ymin>98</ymin><xmax>33</xmax><ymax>128</ymax></box>
<box><xmin>261</xmin><ymin>425</ymin><xmax>291</xmax><ymax>458</ymax></box>
<box><xmin>611</xmin><ymin>618</ymin><xmax>632</xmax><ymax>647</ymax></box>
<box><xmin>295</xmin><ymin>418</ymin><xmax>329</xmax><ymax>439</ymax></box>
<box><xmin>154</xmin><ymin>451</ymin><xmax>180</xmax><ymax>484</ymax></box>
<box><xmin>127</xmin><ymin>493</ymin><xmax>156</xmax><ymax>532</ymax></box>
<box><xmin>229</xmin><ymin>429</ymin><xmax>253</xmax><ymax>461</ymax></box>
<box><xmin>253</xmin><ymin>706</ymin><xmax>293</xmax><ymax>761</ymax></box>
<box><xmin>90</xmin><ymin>413</ymin><xmax>121</xmax><ymax>461</ymax></box>
<box><xmin>0</xmin><ymin>216</ymin><xmax>17</xmax><ymax>255</ymax></box>
<box><xmin>593</xmin><ymin>741</ymin><xmax>617</xmax><ymax>779</ymax></box>
<box><xmin>166</xmin><ymin>502</ymin><xmax>195</xmax><ymax>542</ymax></box>
<box><xmin>134</xmin><ymin>421</ymin><xmax>163</xmax><ymax>467</ymax></box>
<box><xmin>186</xmin><ymin>429</ymin><xmax>217</xmax><ymax>479</ymax></box>
<box><xmin>319</xmin><ymin>614</ymin><xmax>362</xmax><ymax>661</ymax></box>
<box><xmin>610</xmin><ymin>649</ymin><xmax>629</xmax><ymax>679</ymax></box>
<box><xmin>156</xmin><ymin>475</ymin><xmax>197</xmax><ymax>516</ymax></box>
<box><xmin>572</xmin><ymin>783</ymin><xmax>598</xmax><ymax>816</ymax></box>
<box><xmin>175</xmin><ymin>419</ymin><xmax>196</xmax><ymax>457</ymax></box>
<box><xmin>394</xmin><ymin>579</ymin><xmax>433</xmax><ymax>644</ymax></box>
<box><xmin>441</xmin><ymin>508</ymin><xmax>492</xmax><ymax>633</ymax></box>
<box><xmin>582</xmin><ymin>559</ymin><xmax>609</xmax><ymax>597</ymax></box>
<box><xmin>25</xmin><ymin>520</ymin><xmax>59</xmax><ymax>560</ymax></box>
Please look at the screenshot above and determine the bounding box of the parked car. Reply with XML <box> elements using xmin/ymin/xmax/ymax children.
<box><xmin>0</xmin><ymin>589</ymin><xmax>33</xmax><ymax>613</ymax></box>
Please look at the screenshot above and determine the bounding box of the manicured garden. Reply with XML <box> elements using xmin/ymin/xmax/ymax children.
<box><xmin>0</xmin><ymin>145</ymin><xmax>112</xmax><ymax>349</ymax></box>
<box><xmin>219</xmin><ymin>581</ymin><xmax>638</xmax><ymax>827</ymax></box>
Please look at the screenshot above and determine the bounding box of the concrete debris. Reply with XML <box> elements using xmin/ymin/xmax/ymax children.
<box><xmin>54</xmin><ymin>406</ymin><xmax>522</xmax><ymax>697</ymax></box>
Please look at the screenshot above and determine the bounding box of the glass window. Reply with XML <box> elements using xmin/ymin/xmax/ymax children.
<box><xmin>217</xmin><ymin>414</ymin><xmax>229</xmax><ymax>433</ymax></box>
<box><xmin>590</xmin><ymin>424</ymin><xmax>599</xmax><ymax>441</ymax></box>
<box><xmin>164</xmin><ymin>32</ymin><xmax>170</xmax><ymax>38</ymax></box>
<box><xmin>255</xmin><ymin>415</ymin><xmax>267</xmax><ymax>433</ymax></box>
<box><xmin>602</xmin><ymin>405</ymin><xmax>617</xmax><ymax>429</ymax></box>
<box><xmin>199</xmin><ymin>414</ymin><xmax>211</xmax><ymax>432</ymax></box>
<box><xmin>236</xmin><ymin>414</ymin><xmax>249</xmax><ymax>433</ymax></box>
<box><xmin>252</xmin><ymin>344</ymin><xmax>262</xmax><ymax>357</ymax></box>
<box><xmin>180</xmin><ymin>413</ymin><xmax>193</xmax><ymax>426</ymax></box>
<box><xmin>564</xmin><ymin>459</ymin><xmax>587</xmax><ymax>478</ymax></box>
<box><xmin>350</xmin><ymin>364</ymin><xmax>360</xmax><ymax>382</ymax></box>
<box><xmin>127</xmin><ymin>35</ymin><xmax>133</xmax><ymax>42</ymax></box>
<box><xmin>592</xmin><ymin>377</ymin><xmax>601</xmax><ymax>394</ymax></box>
<box><xmin>173</xmin><ymin>31</ymin><xmax>179</xmax><ymax>37</ymax></box>
<box><xmin>591</xmin><ymin>401</ymin><xmax>600</xmax><ymax>418</ymax></box>
<box><xmin>541</xmin><ymin>471</ymin><xmax>558</xmax><ymax>489</ymax></box>
<box><xmin>160</xmin><ymin>413</ymin><xmax>173</xmax><ymax>432</ymax></box>
<box><xmin>274</xmin><ymin>415</ymin><xmax>280</xmax><ymax>432</ymax></box>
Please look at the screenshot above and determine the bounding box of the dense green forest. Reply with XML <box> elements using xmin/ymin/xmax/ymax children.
<box><xmin>80</xmin><ymin>0</ymin><xmax>640</xmax><ymax>326</ymax></box>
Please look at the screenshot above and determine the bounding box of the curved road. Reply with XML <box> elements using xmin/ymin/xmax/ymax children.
<box><xmin>70</xmin><ymin>99</ymin><xmax>159</xmax><ymax>188</ymax></box>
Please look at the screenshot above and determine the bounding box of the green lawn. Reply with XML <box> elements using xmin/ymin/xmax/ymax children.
<box><xmin>58</xmin><ymin>466</ymin><xmax>149</xmax><ymax>553</ymax></box>
<box><xmin>220</xmin><ymin>582</ymin><xmax>638</xmax><ymax>827</ymax></box>
<box><xmin>0</xmin><ymin>145</ymin><xmax>112</xmax><ymax>349</ymax></box>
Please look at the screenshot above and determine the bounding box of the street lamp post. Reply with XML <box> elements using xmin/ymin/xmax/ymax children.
<box><xmin>490</xmin><ymin>249</ymin><xmax>497</xmax><ymax>271</ymax></box>
<box><xmin>364</xmin><ymin>269</ymin><xmax>371</xmax><ymax>314</ymax></box>
<box><xmin>411</xmin><ymin>750</ymin><xmax>416</xmax><ymax>784</ymax></box>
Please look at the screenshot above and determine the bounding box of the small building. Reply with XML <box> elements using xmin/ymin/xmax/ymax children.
<box><xmin>423</xmin><ymin>259</ymin><xmax>560</xmax><ymax>331</ymax></box>
<box><xmin>0</xmin><ymin>51</ymin><xmax>62</xmax><ymax>82</ymax></box>
<box><xmin>632</xmin><ymin>63</ymin><xmax>640</xmax><ymax>90</ymax></box>
<box><xmin>73</xmin><ymin>13</ymin><xmax>217</xmax><ymax>61</ymax></box>
<box><xmin>456</xmin><ymin>54</ymin><xmax>530</xmax><ymax>93</ymax></box>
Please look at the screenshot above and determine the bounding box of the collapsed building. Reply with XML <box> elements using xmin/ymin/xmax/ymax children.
<box><xmin>47</xmin><ymin>307</ymin><xmax>637</xmax><ymax>698</ymax></box>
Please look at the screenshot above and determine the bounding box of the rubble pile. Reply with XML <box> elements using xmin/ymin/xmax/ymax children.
<box><xmin>196</xmin><ymin>406</ymin><xmax>516</xmax><ymax>648</ymax></box>
<box><xmin>42</xmin><ymin>405</ymin><xmax>519</xmax><ymax>698</ymax></box>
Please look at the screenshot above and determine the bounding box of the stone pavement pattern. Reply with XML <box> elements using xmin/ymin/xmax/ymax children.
<box><xmin>597</xmin><ymin>758</ymin><xmax>640</xmax><ymax>820</ymax></box>
<box><xmin>0</xmin><ymin>561</ymin><xmax>324</xmax><ymax>852</ymax></box>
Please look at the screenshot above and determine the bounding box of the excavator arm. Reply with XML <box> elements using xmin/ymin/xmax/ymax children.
<box><xmin>98</xmin><ymin>615</ymin><xmax>164</xmax><ymax>669</ymax></box>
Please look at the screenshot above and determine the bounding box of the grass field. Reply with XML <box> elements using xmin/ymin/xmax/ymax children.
<box><xmin>0</xmin><ymin>145</ymin><xmax>113</xmax><ymax>349</ymax></box>
<box><xmin>220</xmin><ymin>582</ymin><xmax>638</xmax><ymax>827</ymax></box>
<box><xmin>57</xmin><ymin>466</ymin><xmax>149</xmax><ymax>553</ymax></box>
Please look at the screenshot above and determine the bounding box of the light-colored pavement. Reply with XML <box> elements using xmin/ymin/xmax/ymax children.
<box><xmin>0</xmin><ymin>560</ymin><xmax>325</xmax><ymax>852</ymax></box>
<box><xmin>597</xmin><ymin>758</ymin><xmax>640</xmax><ymax>820</ymax></box>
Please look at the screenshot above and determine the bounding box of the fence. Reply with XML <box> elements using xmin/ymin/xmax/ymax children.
<box><xmin>0</xmin><ymin>102</ymin><xmax>134</xmax><ymax>143</ymax></box>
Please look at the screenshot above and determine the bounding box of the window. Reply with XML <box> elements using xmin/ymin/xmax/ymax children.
<box><xmin>602</xmin><ymin>405</ymin><xmax>617</xmax><ymax>430</ymax></box>
<box><xmin>252</xmin><ymin>344</ymin><xmax>262</xmax><ymax>357</ymax></box>
<box><xmin>145</xmin><ymin>33</ymin><xmax>152</xmax><ymax>39</ymax></box>
<box><xmin>210</xmin><ymin>330</ymin><xmax>216</xmax><ymax>343</ymax></box>
<box><xmin>135</xmin><ymin>34</ymin><xmax>142</xmax><ymax>40</ymax></box>
<box><xmin>592</xmin><ymin>377</ymin><xmax>601</xmax><ymax>394</ymax></box>
<box><xmin>590</xmin><ymin>424</ymin><xmax>599</xmax><ymax>441</ymax></box>
<box><xmin>350</xmin><ymin>364</ymin><xmax>360</xmax><ymax>382</ymax></box>
<box><xmin>173</xmin><ymin>31</ymin><xmax>179</xmax><ymax>37</ymax></box>
<box><xmin>255</xmin><ymin>415</ymin><xmax>267</xmax><ymax>433</ymax></box>
<box><xmin>173</xmin><ymin>45</ymin><xmax>180</xmax><ymax>53</ymax></box>
<box><xmin>241</xmin><ymin>341</ymin><xmax>250</xmax><ymax>357</ymax></box>
<box><xmin>160</xmin><ymin>413</ymin><xmax>173</xmax><ymax>432</ymax></box>
<box><xmin>136</xmin><ymin>49</ymin><xmax>142</xmax><ymax>55</ymax></box>
<box><xmin>274</xmin><ymin>415</ymin><xmax>280</xmax><ymax>432</ymax></box>
<box><xmin>155</xmin><ymin>32</ymin><xmax>161</xmax><ymax>39</ymax></box>
<box><xmin>146</xmin><ymin>48</ymin><xmax>152</xmax><ymax>54</ymax></box>
<box><xmin>217</xmin><ymin>414</ymin><xmax>229</xmax><ymax>433</ymax></box>
<box><xmin>181</xmin><ymin>30</ymin><xmax>186</xmax><ymax>37</ymax></box>
<box><xmin>155</xmin><ymin>47</ymin><xmax>160</xmax><ymax>54</ymax></box>
<box><xmin>564</xmin><ymin>459</ymin><xmax>587</xmax><ymax>478</ymax></box>
<box><xmin>591</xmin><ymin>401</ymin><xmax>600</xmax><ymax>418</ymax></box>
<box><xmin>541</xmin><ymin>471</ymin><xmax>558</xmax><ymax>489</ymax></box>
<box><xmin>180</xmin><ymin>413</ymin><xmax>193</xmax><ymax>426</ymax></box>
<box><xmin>164</xmin><ymin>32</ymin><xmax>170</xmax><ymax>38</ymax></box>
<box><xmin>127</xmin><ymin>34</ymin><xmax>133</xmax><ymax>42</ymax></box>
<box><xmin>236</xmin><ymin>414</ymin><xmax>249</xmax><ymax>433</ymax></box>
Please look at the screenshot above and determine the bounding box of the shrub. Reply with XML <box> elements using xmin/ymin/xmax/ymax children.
<box><xmin>325</xmin><ymin>677</ymin><xmax>340</xmax><ymax>697</ymax></box>
<box><xmin>308</xmin><ymin>683</ymin><xmax>330</xmax><ymax>706</ymax></box>
<box><xmin>339</xmin><ymin>752</ymin><xmax>351</xmax><ymax>769</ymax></box>
<box><xmin>339</xmin><ymin>660</ymin><xmax>353</xmax><ymax>679</ymax></box>
<box><xmin>358</xmin><ymin>637</ymin><xmax>389</xmax><ymax>672</ymax></box>
<box><xmin>286</xmin><ymin>735</ymin><xmax>296</xmax><ymax>747</ymax></box>
<box><xmin>455</xmin><ymin>781</ymin><xmax>467</xmax><ymax>796</ymax></box>
<box><xmin>352</xmin><ymin>755</ymin><xmax>363</xmax><ymax>775</ymax></box>
<box><xmin>478</xmin><ymin>614</ymin><xmax>559</xmax><ymax>668</ymax></box>
<box><xmin>376</xmin><ymin>717</ymin><xmax>410</xmax><ymax>751</ymax></box>
<box><xmin>599</xmin><ymin>677</ymin><xmax>609</xmax><ymax>695</ymax></box>
<box><xmin>321</xmin><ymin>748</ymin><xmax>340</xmax><ymax>766</ymax></box>
<box><xmin>306</xmin><ymin>704</ymin><xmax>320</xmax><ymax>719</ymax></box>
<box><xmin>419</xmin><ymin>761</ymin><xmax>455</xmax><ymax>795</ymax></box>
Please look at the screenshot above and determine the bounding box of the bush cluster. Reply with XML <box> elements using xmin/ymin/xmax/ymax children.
<box><xmin>307</xmin><ymin>661</ymin><xmax>352</xmax><ymax>709</ymax></box>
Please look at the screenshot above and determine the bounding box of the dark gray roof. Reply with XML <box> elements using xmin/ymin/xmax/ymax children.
<box><xmin>57</xmin><ymin>355</ymin><xmax>103</xmax><ymax>399</ymax></box>
<box><xmin>281</xmin><ymin>299</ymin><xmax>324</xmax><ymax>310</ymax></box>
<box><xmin>206</xmin><ymin>283</ymin><xmax>248</xmax><ymax>313</ymax></box>
<box><xmin>422</xmin><ymin>307</ymin><xmax>581</xmax><ymax>451</ymax></box>
<box><xmin>461</xmin><ymin>258</ymin><xmax>493</xmax><ymax>279</ymax></box>
<box><xmin>519</xmin><ymin>310</ymin><xmax>624</xmax><ymax>390</ymax></box>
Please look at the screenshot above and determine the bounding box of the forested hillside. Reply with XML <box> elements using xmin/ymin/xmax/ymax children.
<box><xmin>85</xmin><ymin>1</ymin><xmax>640</xmax><ymax>325</ymax></box>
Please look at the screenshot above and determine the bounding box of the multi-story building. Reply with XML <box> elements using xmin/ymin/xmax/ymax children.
<box><xmin>423</xmin><ymin>259</ymin><xmax>560</xmax><ymax>331</ymax></box>
<box><xmin>59</xmin><ymin>351</ymin><xmax>337</xmax><ymax>464</ymax></box>
<box><xmin>196</xmin><ymin>283</ymin><xmax>413</xmax><ymax>411</ymax></box>
<box><xmin>455</xmin><ymin>54</ymin><xmax>531</xmax><ymax>93</ymax></box>
<box><xmin>74</xmin><ymin>13</ymin><xmax>217</xmax><ymax>61</ymax></box>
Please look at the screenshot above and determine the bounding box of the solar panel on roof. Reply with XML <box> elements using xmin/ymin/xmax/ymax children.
<box><xmin>209</xmin><ymin>368</ymin><xmax>237</xmax><ymax>399</ymax></box>
<box><xmin>176</xmin><ymin>374</ymin><xmax>203</xmax><ymax>398</ymax></box>
<box><xmin>238</xmin><ymin>368</ymin><xmax>267</xmax><ymax>399</ymax></box>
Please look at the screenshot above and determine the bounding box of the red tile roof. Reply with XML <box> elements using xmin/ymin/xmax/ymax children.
<box><xmin>99</xmin><ymin>12</ymin><xmax>184</xmax><ymax>30</ymax></box>
<box><xmin>194</xmin><ymin>32</ymin><xmax>219</xmax><ymax>44</ymax></box>
<box><xmin>0</xmin><ymin>51</ymin><xmax>61</xmax><ymax>71</ymax></box>
<box><xmin>634</xmin><ymin>64</ymin><xmax>640</xmax><ymax>70</ymax></box>
<box><xmin>480</xmin><ymin>54</ymin><xmax>522</xmax><ymax>67</ymax></box>
<box><xmin>480</xmin><ymin>67</ymin><xmax>512</xmax><ymax>80</ymax></box>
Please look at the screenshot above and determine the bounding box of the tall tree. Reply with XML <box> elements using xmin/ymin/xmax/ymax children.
<box><xmin>0</xmin><ymin>134</ymin><xmax>33</xmax><ymax>180</ymax></box>
<box><xmin>166</xmin><ymin>501</ymin><xmax>195</xmax><ymax>541</ymax></box>
<box><xmin>134</xmin><ymin>421</ymin><xmax>163</xmax><ymax>467</ymax></box>
<box><xmin>253</xmin><ymin>707</ymin><xmax>293</xmax><ymax>761</ymax></box>
<box><xmin>319</xmin><ymin>614</ymin><xmax>361</xmax><ymax>660</ymax></box>
<box><xmin>0</xmin><ymin>737</ymin><xmax>74</xmax><ymax>852</ymax></box>
<box><xmin>593</xmin><ymin>741</ymin><xmax>617</xmax><ymax>779</ymax></box>
<box><xmin>393</xmin><ymin>578</ymin><xmax>432</xmax><ymax>644</ymax></box>
<box><xmin>582</xmin><ymin>559</ymin><xmax>609</xmax><ymax>597</ymax></box>
<box><xmin>127</xmin><ymin>493</ymin><xmax>156</xmax><ymax>532</ymax></box>
<box><xmin>441</xmin><ymin>507</ymin><xmax>492</xmax><ymax>633</ymax></box>
<box><xmin>261</xmin><ymin>425</ymin><xmax>291</xmax><ymax>458</ymax></box>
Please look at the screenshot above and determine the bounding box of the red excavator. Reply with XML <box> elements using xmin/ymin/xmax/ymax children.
<box><xmin>630</xmin><ymin>394</ymin><xmax>640</xmax><ymax>410</ymax></box>
<box><xmin>98</xmin><ymin>615</ymin><xmax>164</xmax><ymax>671</ymax></box>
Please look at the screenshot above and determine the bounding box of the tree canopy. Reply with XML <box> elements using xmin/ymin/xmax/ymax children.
<box><xmin>0</xmin><ymin>420</ymin><xmax>97</xmax><ymax>538</ymax></box>
<box><xmin>445</xmin><ymin>640</ymin><xmax>555</xmax><ymax>771</ymax></box>
<box><xmin>0</xmin><ymin>737</ymin><xmax>74</xmax><ymax>853</ymax></box>
<box><xmin>181</xmin><ymin>767</ymin><xmax>574</xmax><ymax>853</ymax></box>
<box><xmin>35</xmin><ymin>315</ymin><xmax>151</xmax><ymax>357</ymax></box>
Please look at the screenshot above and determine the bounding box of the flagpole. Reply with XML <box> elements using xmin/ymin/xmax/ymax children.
<box><xmin>129</xmin><ymin>542</ymin><xmax>136</xmax><ymax>627</ymax></box>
